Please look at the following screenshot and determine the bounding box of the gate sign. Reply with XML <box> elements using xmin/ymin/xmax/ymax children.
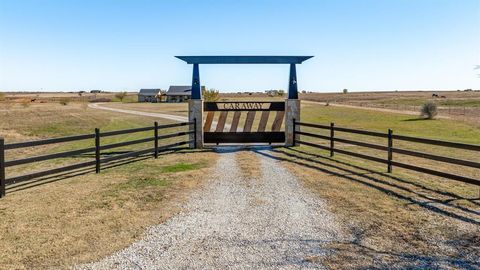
<box><xmin>203</xmin><ymin>101</ymin><xmax>285</xmax><ymax>144</ymax></box>
<box><xmin>204</xmin><ymin>102</ymin><xmax>285</xmax><ymax>111</ymax></box>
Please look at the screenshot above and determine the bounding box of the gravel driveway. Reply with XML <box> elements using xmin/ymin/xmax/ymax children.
<box><xmin>88</xmin><ymin>103</ymin><xmax>235</xmax><ymax>130</ymax></box>
<box><xmin>79</xmin><ymin>147</ymin><xmax>342</xmax><ymax>269</ymax></box>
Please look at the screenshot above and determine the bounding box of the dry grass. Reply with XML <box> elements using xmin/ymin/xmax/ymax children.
<box><xmin>2</xmin><ymin>92</ymin><xmax>136</xmax><ymax>104</ymax></box>
<box><xmin>268</xmin><ymin>147</ymin><xmax>479</xmax><ymax>268</ymax></box>
<box><xmin>102</xmin><ymin>102</ymin><xmax>189</xmax><ymax>116</ymax></box>
<box><xmin>236</xmin><ymin>149</ymin><xmax>262</xmax><ymax>178</ymax></box>
<box><xmin>0</xmin><ymin>150</ymin><xmax>217</xmax><ymax>269</ymax></box>
<box><xmin>299</xmin><ymin>90</ymin><xmax>480</xmax><ymax>104</ymax></box>
<box><xmin>0</xmin><ymin>101</ymin><xmax>218</xmax><ymax>269</ymax></box>
<box><xmin>299</xmin><ymin>91</ymin><xmax>480</xmax><ymax>126</ymax></box>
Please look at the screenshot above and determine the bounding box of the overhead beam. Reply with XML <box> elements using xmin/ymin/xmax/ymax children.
<box><xmin>175</xmin><ymin>55</ymin><xmax>313</xmax><ymax>64</ymax></box>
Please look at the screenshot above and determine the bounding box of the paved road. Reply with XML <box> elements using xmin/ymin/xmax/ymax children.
<box><xmin>79</xmin><ymin>147</ymin><xmax>342</xmax><ymax>269</ymax></box>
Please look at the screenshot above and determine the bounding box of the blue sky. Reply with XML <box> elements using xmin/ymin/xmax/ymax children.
<box><xmin>0</xmin><ymin>0</ymin><xmax>479</xmax><ymax>92</ymax></box>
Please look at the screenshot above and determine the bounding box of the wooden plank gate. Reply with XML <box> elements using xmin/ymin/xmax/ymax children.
<box><xmin>203</xmin><ymin>101</ymin><xmax>286</xmax><ymax>144</ymax></box>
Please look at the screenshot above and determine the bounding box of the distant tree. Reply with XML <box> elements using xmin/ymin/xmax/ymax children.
<box><xmin>203</xmin><ymin>88</ymin><xmax>220</xmax><ymax>101</ymax></box>
<box><xmin>115</xmin><ymin>91</ymin><xmax>128</xmax><ymax>102</ymax></box>
<box><xmin>277</xmin><ymin>89</ymin><xmax>285</xmax><ymax>96</ymax></box>
<box><xmin>420</xmin><ymin>102</ymin><xmax>438</xmax><ymax>119</ymax></box>
<box><xmin>343</xmin><ymin>89</ymin><xmax>348</xmax><ymax>94</ymax></box>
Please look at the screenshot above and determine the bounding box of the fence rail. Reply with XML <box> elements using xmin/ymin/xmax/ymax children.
<box><xmin>294</xmin><ymin>121</ymin><xmax>480</xmax><ymax>186</ymax></box>
<box><xmin>0</xmin><ymin>121</ymin><xmax>195</xmax><ymax>197</ymax></box>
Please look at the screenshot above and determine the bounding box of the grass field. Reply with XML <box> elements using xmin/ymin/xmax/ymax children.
<box><xmin>281</xmin><ymin>101</ymin><xmax>479</xmax><ymax>268</ymax></box>
<box><xmin>0</xmin><ymin>96</ymin><xmax>478</xmax><ymax>268</ymax></box>
<box><xmin>0</xmin><ymin>101</ymin><xmax>218</xmax><ymax>269</ymax></box>
<box><xmin>298</xmin><ymin>90</ymin><xmax>480</xmax><ymax>106</ymax></box>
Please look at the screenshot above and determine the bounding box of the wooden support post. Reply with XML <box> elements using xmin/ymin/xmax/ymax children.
<box><xmin>154</xmin><ymin>122</ymin><xmax>159</xmax><ymax>158</ymax></box>
<box><xmin>95</xmin><ymin>128</ymin><xmax>100</xmax><ymax>173</ymax></box>
<box><xmin>388</xmin><ymin>129</ymin><xmax>393</xmax><ymax>173</ymax></box>
<box><xmin>330</xmin><ymin>123</ymin><xmax>335</xmax><ymax>157</ymax></box>
<box><xmin>0</xmin><ymin>138</ymin><xmax>5</xmax><ymax>198</ymax></box>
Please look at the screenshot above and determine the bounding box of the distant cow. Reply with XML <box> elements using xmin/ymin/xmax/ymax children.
<box><xmin>432</xmin><ymin>93</ymin><xmax>439</xmax><ymax>98</ymax></box>
<box><xmin>440</xmin><ymin>95</ymin><xmax>447</xmax><ymax>98</ymax></box>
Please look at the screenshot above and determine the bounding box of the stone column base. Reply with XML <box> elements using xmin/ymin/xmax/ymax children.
<box><xmin>188</xmin><ymin>99</ymin><xmax>203</xmax><ymax>149</ymax></box>
<box><xmin>285</xmin><ymin>99</ymin><xmax>300</xmax><ymax>146</ymax></box>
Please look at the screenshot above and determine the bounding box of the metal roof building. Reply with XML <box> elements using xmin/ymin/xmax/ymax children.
<box><xmin>138</xmin><ymin>89</ymin><xmax>161</xmax><ymax>102</ymax></box>
<box><xmin>166</xmin><ymin>85</ymin><xmax>205</xmax><ymax>102</ymax></box>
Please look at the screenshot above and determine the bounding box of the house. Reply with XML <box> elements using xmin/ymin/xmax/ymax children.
<box><xmin>138</xmin><ymin>89</ymin><xmax>161</xmax><ymax>102</ymax></box>
<box><xmin>166</xmin><ymin>85</ymin><xmax>205</xmax><ymax>102</ymax></box>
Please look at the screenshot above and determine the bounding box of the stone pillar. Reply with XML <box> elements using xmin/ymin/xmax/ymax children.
<box><xmin>285</xmin><ymin>99</ymin><xmax>300</xmax><ymax>146</ymax></box>
<box><xmin>188</xmin><ymin>99</ymin><xmax>203</xmax><ymax>149</ymax></box>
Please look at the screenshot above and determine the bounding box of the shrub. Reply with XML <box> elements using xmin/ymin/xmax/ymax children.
<box><xmin>420</xmin><ymin>102</ymin><xmax>438</xmax><ymax>119</ymax></box>
<box><xmin>203</xmin><ymin>88</ymin><xmax>220</xmax><ymax>102</ymax></box>
<box><xmin>115</xmin><ymin>91</ymin><xmax>128</xmax><ymax>102</ymax></box>
<box><xmin>59</xmin><ymin>98</ymin><xmax>70</xmax><ymax>106</ymax></box>
<box><xmin>20</xmin><ymin>99</ymin><xmax>30</xmax><ymax>107</ymax></box>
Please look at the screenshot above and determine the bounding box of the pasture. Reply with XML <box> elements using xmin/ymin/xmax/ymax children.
<box><xmin>0</xmin><ymin>101</ymin><xmax>217</xmax><ymax>268</ymax></box>
<box><xmin>0</xmin><ymin>94</ymin><xmax>479</xmax><ymax>268</ymax></box>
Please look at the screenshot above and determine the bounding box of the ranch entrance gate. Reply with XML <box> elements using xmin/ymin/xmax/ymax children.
<box><xmin>175</xmin><ymin>55</ymin><xmax>313</xmax><ymax>147</ymax></box>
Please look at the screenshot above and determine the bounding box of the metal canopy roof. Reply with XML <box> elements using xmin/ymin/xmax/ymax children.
<box><xmin>175</xmin><ymin>56</ymin><xmax>313</xmax><ymax>64</ymax></box>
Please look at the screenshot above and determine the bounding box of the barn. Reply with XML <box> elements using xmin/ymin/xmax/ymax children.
<box><xmin>166</xmin><ymin>85</ymin><xmax>205</xmax><ymax>102</ymax></box>
<box><xmin>138</xmin><ymin>89</ymin><xmax>161</xmax><ymax>102</ymax></box>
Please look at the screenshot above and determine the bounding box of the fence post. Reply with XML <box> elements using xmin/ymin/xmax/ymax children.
<box><xmin>387</xmin><ymin>129</ymin><xmax>393</xmax><ymax>173</ymax></box>
<box><xmin>154</xmin><ymin>121</ymin><xmax>159</xmax><ymax>158</ymax></box>
<box><xmin>95</xmin><ymin>128</ymin><xmax>100</xmax><ymax>173</ymax></box>
<box><xmin>0</xmin><ymin>138</ymin><xmax>5</xmax><ymax>198</ymax></box>
<box><xmin>330</xmin><ymin>122</ymin><xmax>335</xmax><ymax>157</ymax></box>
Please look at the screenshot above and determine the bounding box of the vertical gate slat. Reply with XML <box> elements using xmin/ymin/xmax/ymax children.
<box><xmin>215</xmin><ymin>111</ymin><xmax>228</xmax><ymax>132</ymax></box>
<box><xmin>204</xmin><ymin>111</ymin><xmax>215</xmax><ymax>132</ymax></box>
<box><xmin>257</xmin><ymin>111</ymin><xmax>270</xmax><ymax>132</ymax></box>
<box><xmin>230</xmin><ymin>111</ymin><xmax>241</xmax><ymax>132</ymax></box>
<box><xmin>243</xmin><ymin>111</ymin><xmax>256</xmax><ymax>132</ymax></box>
<box><xmin>271</xmin><ymin>111</ymin><xmax>285</xmax><ymax>131</ymax></box>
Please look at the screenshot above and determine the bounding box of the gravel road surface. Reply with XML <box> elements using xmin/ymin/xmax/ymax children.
<box><xmin>88</xmin><ymin>103</ymin><xmax>189</xmax><ymax>122</ymax></box>
<box><xmin>88</xmin><ymin>103</ymin><xmax>235</xmax><ymax>130</ymax></box>
<box><xmin>79</xmin><ymin>147</ymin><xmax>342</xmax><ymax>269</ymax></box>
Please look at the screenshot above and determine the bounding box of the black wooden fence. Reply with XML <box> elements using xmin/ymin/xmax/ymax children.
<box><xmin>0</xmin><ymin>121</ymin><xmax>195</xmax><ymax>198</ymax></box>
<box><xmin>294</xmin><ymin>121</ymin><xmax>480</xmax><ymax>186</ymax></box>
